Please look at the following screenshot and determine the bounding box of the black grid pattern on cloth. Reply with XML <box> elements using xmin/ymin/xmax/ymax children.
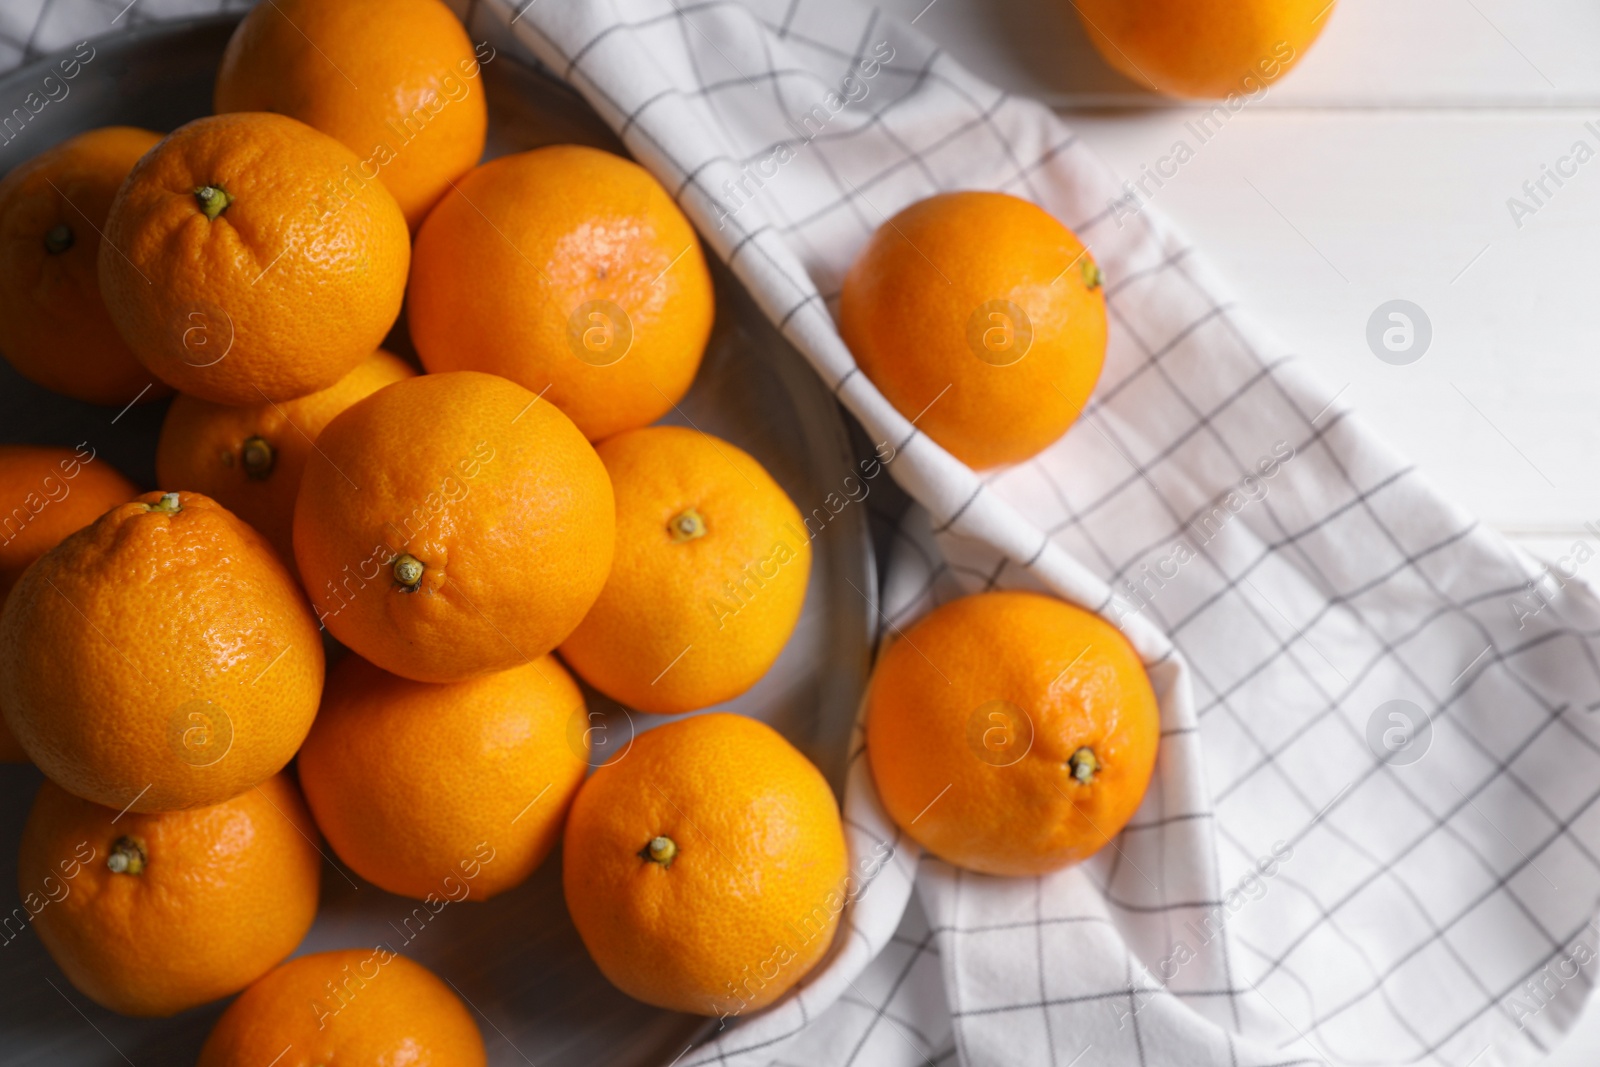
<box><xmin>12</xmin><ymin>2</ymin><xmax>1600</xmax><ymax>1065</ymax></box>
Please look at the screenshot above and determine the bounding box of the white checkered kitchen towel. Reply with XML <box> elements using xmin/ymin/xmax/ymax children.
<box><xmin>11</xmin><ymin>2</ymin><xmax>1600</xmax><ymax>1066</ymax></box>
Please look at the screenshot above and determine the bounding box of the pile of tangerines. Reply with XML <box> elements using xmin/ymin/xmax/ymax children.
<box><xmin>0</xmin><ymin>0</ymin><xmax>1159</xmax><ymax>1061</ymax></box>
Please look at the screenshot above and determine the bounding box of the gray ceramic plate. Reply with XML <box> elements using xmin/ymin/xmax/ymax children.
<box><xmin>0</xmin><ymin>17</ymin><xmax>874</xmax><ymax>1067</ymax></box>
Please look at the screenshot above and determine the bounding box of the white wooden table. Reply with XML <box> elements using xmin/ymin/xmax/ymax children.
<box><xmin>912</xmin><ymin>1</ymin><xmax>1600</xmax><ymax>1061</ymax></box>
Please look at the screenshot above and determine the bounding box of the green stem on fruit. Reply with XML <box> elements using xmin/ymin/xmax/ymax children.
<box><xmin>393</xmin><ymin>554</ymin><xmax>425</xmax><ymax>592</ymax></box>
<box><xmin>107</xmin><ymin>836</ymin><xmax>146</xmax><ymax>875</ymax></box>
<box><xmin>146</xmin><ymin>492</ymin><xmax>182</xmax><ymax>514</ymax></box>
<box><xmin>668</xmin><ymin>508</ymin><xmax>707</xmax><ymax>543</ymax></box>
<box><xmin>640</xmin><ymin>835</ymin><xmax>678</xmax><ymax>868</ymax></box>
<box><xmin>240</xmin><ymin>436</ymin><xmax>275</xmax><ymax>481</ymax></box>
<box><xmin>1068</xmin><ymin>746</ymin><xmax>1100</xmax><ymax>784</ymax></box>
<box><xmin>44</xmin><ymin>224</ymin><xmax>74</xmax><ymax>255</ymax></box>
<box><xmin>194</xmin><ymin>185</ymin><xmax>233</xmax><ymax>220</ymax></box>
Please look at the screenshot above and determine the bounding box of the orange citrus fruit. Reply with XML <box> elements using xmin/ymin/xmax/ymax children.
<box><xmin>1073</xmin><ymin>0</ymin><xmax>1333</xmax><ymax>99</ymax></box>
<box><xmin>0</xmin><ymin>444</ymin><xmax>137</xmax><ymax>762</ymax></box>
<box><xmin>0</xmin><ymin>444</ymin><xmax>138</xmax><ymax>601</ymax></box>
<box><xmin>155</xmin><ymin>348</ymin><xmax>414</xmax><ymax>567</ymax></box>
<box><xmin>0</xmin><ymin>126</ymin><xmax>166</xmax><ymax>406</ymax></box>
<box><xmin>866</xmin><ymin>590</ymin><xmax>1159</xmax><ymax>876</ymax></box>
<box><xmin>298</xmin><ymin>652</ymin><xmax>588</xmax><ymax>901</ymax></box>
<box><xmin>215</xmin><ymin>0</ymin><xmax>488</xmax><ymax>229</ymax></box>
<box><xmin>198</xmin><ymin>949</ymin><xmax>486</xmax><ymax>1067</ymax></box>
<box><xmin>564</xmin><ymin>712</ymin><xmax>847</xmax><ymax>1016</ymax></box>
<box><xmin>98</xmin><ymin>112</ymin><xmax>410</xmax><ymax>405</ymax></box>
<box><xmin>0</xmin><ymin>490</ymin><xmax>324</xmax><ymax>812</ymax></box>
<box><xmin>408</xmin><ymin>145</ymin><xmax>714</xmax><ymax>441</ymax></box>
<box><xmin>18</xmin><ymin>772</ymin><xmax>320</xmax><ymax>1016</ymax></box>
<box><xmin>559</xmin><ymin>426</ymin><xmax>811</xmax><ymax>714</ymax></box>
<box><xmin>838</xmin><ymin>191</ymin><xmax>1106</xmax><ymax>469</ymax></box>
<box><xmin>293</xmin><ymin>371</ymin><xmax>614</xmax><ymax>683</ymax></box>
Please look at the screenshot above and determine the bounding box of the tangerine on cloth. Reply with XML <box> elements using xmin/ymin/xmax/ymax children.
<box><xmin>12</xmin><ymin>2</ymin><xmax>1600</xmax><ymax>1066</ymax></box>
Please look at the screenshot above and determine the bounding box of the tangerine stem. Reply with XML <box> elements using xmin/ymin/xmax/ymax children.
<box><xmin>393</xmin><ymin>554</ymin><xmax>425</xmax><ymax>592</ymax></box>
<box><xmin>146</xmin><ymin>492</ymin><xmax>182</xmax><ymax>514</ymax></box>
<box><xmin>107</xmin><ymin>836</ymin><xmax>146</xmax><ymax>875</ymax></box>
<box><xmin>44</xmin><ymin>224</ymin><xmax>73</xmax><ymax>254</ymax></box>
<box><xmin>194</xmin><ymin>184</ymin><xmax>233</xmax><ymax>220</ymax></box>
<box><xmin>668</xmin><ymin>508</ymin><xmax>707</xmax><ymax>543</ymax></box>
<box><xmin>240</xmin><ymin>436</ymin><xmax>275</xmax><ymax>481</ymax></box>
<box><xmin>641</xmin><ymin>835</ymin><xmax>678</xmax><ymax>867</ymax></box>
<box><xmin>1068</xmin><ymin>746</ymin><xmax>1100</xmax><ymax>784</ymax></box>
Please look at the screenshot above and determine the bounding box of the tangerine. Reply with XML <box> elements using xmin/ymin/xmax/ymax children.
<box><xmin>18</xmin><ymin>772</ymin><xmax>320</xmax><ymax>1016</ymax></box>
<box><xmin>215</xmin><ymin>0</ymin><xmax>488</xmax><ymax>229</ymax></box>
<box><xmin>866</xmin><ymin>591</ymin><xmax>1159</xmax><ymax>876</ymax></box>
<box><xmin>839</xmin><ymin>191</ymin><xmax>1105</xmax><ymax>469</ymax></box>
<box><xmin>293</xmin><ymin>371</ymin><xmax>614</xmax><ymax>683</ymax></box>
<box><xmin>563</xmin><ymin>712</ymin><xmax>847</xmax><ymax>1015</ymax></box>
<box><xmin>298</xmin><ymin>652</ymin><xmax>588</xmax><ymax>900</ymax></box>
<box><xmin>560</xmin><ymin>426</ymin><xmax>811</xmax><ymax>714</ymax></box>
<box><xmin>0</xmin><ymin>126</ymin><xmax>165</xmax><ymax>406</ymax></box>
<box><xmin>198</xmin><ymin>948</ymin><xmax>486</xmax><ymax>1066</ymax></box>
<box><xmin>408</xmin><ymin>145</ymin><xmax>713</xmax><ymax>440</ymax></box>
<box><xmin>1074</xmin><ymin>0</ymin><xmax>1334</xmax><ymax>99</ymax></box>
<box><xmin>0</xmin><ymin>491</ymin><xmax>324</xmax><ymax>812</ymax></box>
<box><xmin>98</xmin><ymin>113</ymin><xmax>409</xmax><ymax>404</ymax></box>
